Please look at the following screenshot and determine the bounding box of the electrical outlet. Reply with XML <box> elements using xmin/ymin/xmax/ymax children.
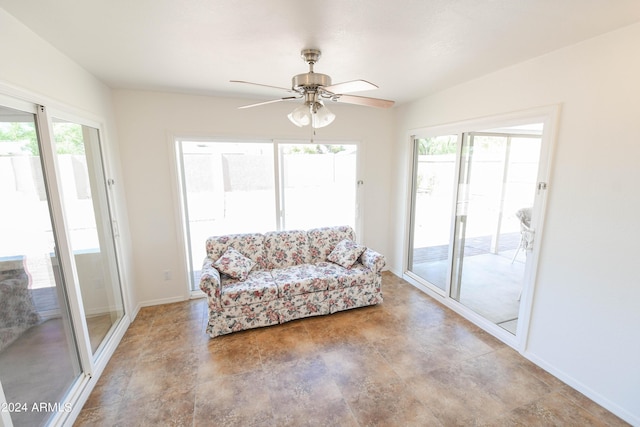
<box><xmin>163</xmin><ymin>270</ymin><xmax>172</xmax><ymax>281</ymax></box>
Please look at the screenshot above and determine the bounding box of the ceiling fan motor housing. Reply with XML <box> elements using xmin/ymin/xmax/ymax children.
<box><xmin>292</xmin><ymin>72</ymin><xmax>332</xmax><ymax>92</ymax></box>
<box><xmin>292</xmin><ymin>48</ymin><xmax>331</xmax><ymax>92</ymax></box>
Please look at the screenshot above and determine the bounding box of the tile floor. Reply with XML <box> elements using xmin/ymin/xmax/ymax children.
<box><xmin>74</xmin><ymin>272</ymin><xmax>628</xmax><ymax>426</ymax></box>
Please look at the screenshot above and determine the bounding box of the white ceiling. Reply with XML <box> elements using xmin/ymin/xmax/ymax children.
<box><xmin>2</xmin><ymin>0</ymin><xmax>640</xmax><ymax>105</ymax></box>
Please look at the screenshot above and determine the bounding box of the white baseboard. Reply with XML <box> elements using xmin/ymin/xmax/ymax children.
<box><xmin>523</xmin><ymin>352</ymin><xmax>639</xmax><ymax>426</ymax></box>
<box><xmin>140</xmin><ymin>295</ymin><xmax>187</xmax><ymax>307</ymax></box>
<box><xmin>387</xmin><ymin>265</ymin><xmax>402</xmax><ymax>277</ymax></box>
<box><xmin>129</xmin><ymin>295</ymin><xmax>189</xmax><ymax>324</ymax></box>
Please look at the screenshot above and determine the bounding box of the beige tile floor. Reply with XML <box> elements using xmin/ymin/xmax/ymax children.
<box><xmin>75</xmin><ymin>272</ymin><xmax>629</xmax><ymax>426</ymax></box>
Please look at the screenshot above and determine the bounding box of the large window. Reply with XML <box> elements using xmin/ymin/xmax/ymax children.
<box><xmin>177</xmin><ymin>139</ymin><xmax>360</xmax><ymax>292</ymax></box>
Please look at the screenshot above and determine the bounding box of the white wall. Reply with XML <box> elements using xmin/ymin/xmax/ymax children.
<box><xmin>0</xmin><ymin>8</ymin><xmax>137</xmax><ymax>319</ymax></box>
<box><xmin>391</xmin><ymin>23</ymin><xmax>640</xmax><ymax>424</ymax></box>
<box><xmin>113</xmin><ymin>90</ymin><xmax>394</xmax><ymax>305</ymax></box>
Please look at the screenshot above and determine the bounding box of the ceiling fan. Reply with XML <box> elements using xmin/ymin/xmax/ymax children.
<box><xmin>231</xmin><ymin>48</ymin><xmax>395</xmax><ymax>129</ymax></box>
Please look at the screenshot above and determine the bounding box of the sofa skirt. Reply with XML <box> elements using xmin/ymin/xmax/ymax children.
<box><xmin>328</xmin><ymin>282</ymin><xmax>382</xmax><ymax>314</ymax></box>
<box><xmin>206</xmin><ymin>280</ymin><xmax>382</xmax><ymax>338</ymax></box>
<box><xmin>206</xmin><ymin>308</ymin><xmax>281</xmax><ymax>337</ymax></box>
<box><xmin>278</xmin><ymin>291</ymin><xmax>331</xmax><ymax>323</ymax></box>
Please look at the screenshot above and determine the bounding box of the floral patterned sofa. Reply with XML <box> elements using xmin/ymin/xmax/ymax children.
<box><xmin>199</xmin><ymin>225</ymin><xmax>385</xmax><ymax>337</ymax></box>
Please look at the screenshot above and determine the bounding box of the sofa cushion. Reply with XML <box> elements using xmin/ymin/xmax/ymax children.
<box><xmin>213</xmin><ymin>247</ymin><xmax>256</xmax><ymax>281</ymax></box>
<box><xmin>315</xmin><ymin>261</ymin><xmax>376</xmax><ymax>290</ymax></box>
<box><xmin>271</xmin><ymin>264</ymin><xmax>331</xmax><ymax>298</ymax></box>
<box><xmin>327</xmin><ymin>239</ymin><xmax>366</xmax><ymax>269</ymax></box>
<box><xmin>206</xmin><ymin>233</ymin><xmax>268</xmax><ymax>270</ymax></box>
<box><xmin>307</xmin><ymin>226</ymin><xmax>356</xmax><ymax>264</ymax></box>
<box><xmin>220</xmin><ymin>270</ymin><xmax>278</xmax><ymax>307</ymax></box>
<box><xmin>264</xmin><ymin>230</ymin><xmax>310</xmax><ymax>269</ymax></box>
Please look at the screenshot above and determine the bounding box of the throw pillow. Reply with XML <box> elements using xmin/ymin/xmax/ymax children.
<box><xmin>213</xmin><ymin>247</ymin><xmax>256</xmax><ymax>281</ymax></box>
<box><xmin>327</xmin><ymin>239</ymin><xmax>366</xmax><ymax>269</ymax></box>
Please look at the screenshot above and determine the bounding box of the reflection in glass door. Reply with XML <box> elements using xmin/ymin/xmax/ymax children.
<box><xmin>0</xmin><ymin>105</ymin><xmax>82</xmax><ymax>426</ymax></box>
<box><xmin>52</xmin><ymin>119</ymin><xmax>124</xmax><ymax>355</ymax></box>
<box><xmin>451</xmin><ymin>131</ymin><xmax>542</xmax><ymax>334</ymax></box>
<box><xmin>408</xmin><ymin>135</ymin><xmax>458</xmax><ymax>290</ymax></box>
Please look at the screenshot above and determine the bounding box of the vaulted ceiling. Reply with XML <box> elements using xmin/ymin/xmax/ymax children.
<box><xmin>2</xmin><ymin>0</ymin><xmax>640</xmax><ymax>105</ymax></box>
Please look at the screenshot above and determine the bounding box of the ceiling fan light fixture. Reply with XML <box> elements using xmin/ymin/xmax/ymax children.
<box><xmin>287</xmin><ymin>103</ymin><xmax>312</xmax><ymax>127</ymax></box>
<box><xmin>288</xmin><ymin>101</ymin><xmax>335</xmax><ymax>129</ymax></box>
<box><xmin>311</xmin><ymin>102</ymin><xmax>335</xmax><ymax>129</ymax></box>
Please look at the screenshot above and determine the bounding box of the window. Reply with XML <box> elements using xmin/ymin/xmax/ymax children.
<box><xmin>176</xmin><ymin>139</ymin><xmax>360</xmax><ymax>292</ymax></box>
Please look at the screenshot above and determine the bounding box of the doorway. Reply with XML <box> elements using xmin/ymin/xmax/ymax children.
<box><xmin>407</xmin><ymin>115</ymin><xmax>552</xmax><ymax>342</ymax></box>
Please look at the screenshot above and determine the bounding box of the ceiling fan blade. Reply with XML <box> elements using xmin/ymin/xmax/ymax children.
<box><xmin>238</xmin><ymin>96</ymin><xmax>300</xmax><ymax>109</ymax></box>
<box><xmin>230</xmin><ymin>80</ymin><xmax>294</xmax><ymax>93</ymax></box>
<box><xmin>322</xmin><ymin>79</ymin><xmax>378</xmax><ymax>94</ymax></box>
<box><xmin>332</xmin><ymin>94</ymin><xmax>395</xmax><ymax>108</ymax></box>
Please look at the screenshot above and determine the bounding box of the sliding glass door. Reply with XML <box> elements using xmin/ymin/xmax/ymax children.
<box><xmin>177</xmin><ymin>139</ymin><xmax>360</xmax><ymax>292</ymax></box>
<box><xmin>0</xmin><ymin>99</ymin><xmax>125</xmax><ymax>426</ymax></box>
<box><xmin>451</xmin><ymin>132</ymin><xmax>541</xmax><ymax>334</ymax></box>
<box><xmin>51</xmin><ymin>118</ymin><xmax>124</xmax><ymax>355</ymax></box>
<box><xmin>279</xmin><ymin>143</ymin><xmax>357</xmax><ymax>230</ymax></box>
<box><xmin>407</xmin><ymin>120</ymin><xmax>547</xmax><ymax>339</ymax></box>
<box><xmin>178</xmin><ymin>141</ymin><xmax>276</xmax><ymax>290</ymax></box>
<box><xmin>0</xmin><ymin>105</ymin><xmax>82</xmax><ymax>426</ymax></box>
<box><xmin>408</xmin><ymin>135</ymin><xmax>458</xmax><ymax>291</ymax></box>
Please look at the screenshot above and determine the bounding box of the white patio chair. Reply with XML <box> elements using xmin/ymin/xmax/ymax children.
<box><xmin>511</xmin><ymin>207</ymin><xmax>533</xmax><ymax>264</ymax></box>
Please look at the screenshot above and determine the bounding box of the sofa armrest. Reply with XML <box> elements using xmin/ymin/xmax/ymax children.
<box><xmin>360</xmin><ymin>248</ymin><xmax>386</xmax><ymax>274</ymax></box>
<box><xmin>199</xmin><ymin>258</ymin><xmax>222</xmax><ymax>307</ymax></box>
